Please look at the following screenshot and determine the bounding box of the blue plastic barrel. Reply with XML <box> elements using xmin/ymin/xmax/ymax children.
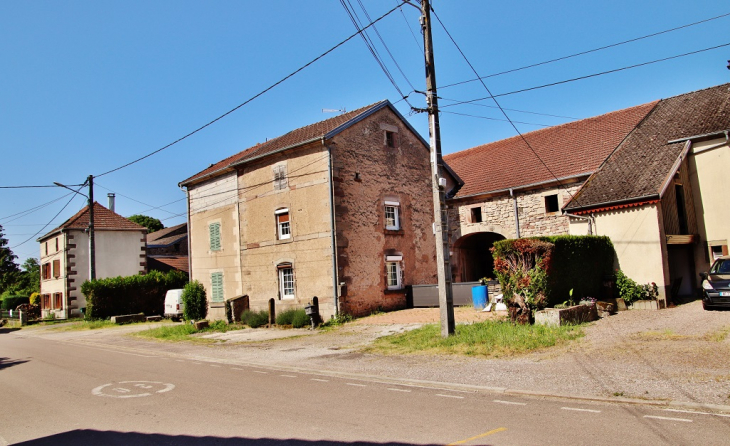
<box><xmin>471</xmin><ymin>286</ymin><xmax>488</xmax><ymax>310</ymax></box>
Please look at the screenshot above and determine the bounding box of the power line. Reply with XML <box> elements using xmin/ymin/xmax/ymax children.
<box><xmin>430</xmin><ymin>6</ymin><xmax>583</xmax><ymax>206</ymax></box>
<box><xmin>94</xmin><ymin>182</ymin><xmax>183</xmax><ymax>216</ymax></box>
<box><xmin>0</xmin><ymin>184</ymin><xmax>82</xmax><ymax>189</ymax></box>
<box><xmin>11</xmin><ymin>186</ymin><xmax>84</xmax><ymax>249</ymax></box>
<box><xmin>396</xmin><ymin>0</ymin><xmax>422</xmax><ymax>51</ymax></box>
<box><xmin>93</xmin><ymin>1</ymin><xmax>408</xmax><ymax>179</ymax></box>
<box><xmin>440</xmin><ymin>41</ymin><xmax>730</xmax><ymax>109</ymax></box>
<box><xmin>0</xmin><ymin>192</ymin><xmax>74</xmax><ymax>223</ymax></box>
<box><xmin>439</xmin><ymin>11</ymin><xmax>730</xmax><ymax>90</ymax></box>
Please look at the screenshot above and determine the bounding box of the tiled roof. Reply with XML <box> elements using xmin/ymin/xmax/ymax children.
<box><xmin>147</xmin><ymin>223</ymin><xmax>187</xmax><ymax>247</ymax></box>
<box><xmin>443</xmin><ymin>101</ymin><xmax>657</xmax><ymax>199</ymax></box>
<box><xmin>180</xmin><ymin>100</ymin><xmax>391</xmax><ymax>186</ymax></box>
<box><xmin>38</xmin><ymin>202</ymin><xmax>145</xmax><ymax>241</ymax></box>
<box><xmin>565</xmin><ymin>83</ymin><xmax>730</xmax><ymax>212</ymax></box>
<box><xmin>147</xmin><ymin>256</ymin><xmax>189</xmax><ymax>274</ymax></box>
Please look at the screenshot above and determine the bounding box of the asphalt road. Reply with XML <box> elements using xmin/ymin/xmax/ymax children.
<box><xmin>2</xmin><ymin>330</ymin><xmax>730</xmax><ymax>445</ymax></box>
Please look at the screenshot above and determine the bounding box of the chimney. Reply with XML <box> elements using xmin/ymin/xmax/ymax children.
<box><xmin>107</xmin><ymin>193</ymin><xmax>115</xmax><ymax>213</ymax></box>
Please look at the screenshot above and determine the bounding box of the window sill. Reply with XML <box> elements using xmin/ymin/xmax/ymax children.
<box><xmin>384</xmin><ymin>229</ymin><xmax>404</xmax><ymax>236</ymax></box>
<box><xmin>276</xmin><ymin>238</ymin><xmax>293</xmax><ymax>245</ymax></box>
<box><xmin>210</xmin><ymin>302</ymin><xmax>225</xmax><ymax>308</ymax></box>
<box><xmin>384</xmin><ymin>288</ymin><xmax>405</xmax><ymax>294</ymax></box>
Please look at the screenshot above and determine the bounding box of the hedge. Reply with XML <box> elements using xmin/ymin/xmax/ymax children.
<box><xmin>493</xmin><ymin>235</ymin><xmax>614</xmax><ymax>308</ymax></box>
<box><xmin>1</xmin><ymin>295</ymin><xmax>30</xmax><ymax>310</ymax></box>
<box><xmin>182</xmin><ymin>281</ymin><xmax>207</xmax><ymax>321</ymax></box>
<box><xmin>81</xmin><ymin>270</ymin><xmax>188</xmax><ymax>319</ymax></box>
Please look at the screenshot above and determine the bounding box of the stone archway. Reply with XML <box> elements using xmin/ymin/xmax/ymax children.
<box><xmin>452</xmin><ymin>232</ymin><xmax>506</xmax><ymax>282</ymax></box>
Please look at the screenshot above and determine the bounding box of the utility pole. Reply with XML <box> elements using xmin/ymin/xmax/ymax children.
<box><xmin>87</xmin><ymin>174</ymin><xmax>96</xmax><ymax>281</ymax></box>
<box><xmin>421</xmin><ymin>0</ymin><xmax>455</xmax><ymax>337</ymax></box>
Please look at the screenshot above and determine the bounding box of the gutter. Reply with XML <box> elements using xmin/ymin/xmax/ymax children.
<box><xmin>509</xmin><ymin>188</ymin><xmax>520</xmax><ymax>238</ymax></box>
<box><xmin>324</xmin><ymin>139</ymin><xmax>339</xmax><ymax>316</ymax></box>
<box><xmin>565</xmin><ymin>193</ymin><xmax>661</xmax><ymax>214</ymax></box>
<box><xmin>564</xmin><ymin>212</ymin><xmax>593</xmax><ymax>235</ymax></box>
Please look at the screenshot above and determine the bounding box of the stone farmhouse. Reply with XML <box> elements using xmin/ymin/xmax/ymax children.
<box><xmin>565</xmin><ymin>84</ymin><xmax>730</xmax><ymax>304</ymax></box>
<box><xmin>443</xmin><ymin>101</ymin><xmax>657</xmax><ymax>282</ymax></box>
<box><xmin>37</xmin><ymin>203</ymin><xmax>147</xmax><ymax>319</ymax></box>
<box><xmin>180</xmin><ymin>100</ymin><xmax>462</xmax><ymax>320</ymax></box>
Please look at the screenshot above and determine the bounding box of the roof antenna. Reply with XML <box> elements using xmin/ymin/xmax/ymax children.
<box><xmin>322</xmin><ymin>107</ymin><xmax>346</xmax><ymax>114</ymax></box>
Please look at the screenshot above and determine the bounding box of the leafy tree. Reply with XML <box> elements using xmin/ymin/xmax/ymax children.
<box><xmin>128</xmin><ymin>214</ymin><xmax>164</xmax><ymax>233</ymax></box>
<box><xmin>0</xmin><ymin>225</ymin><xmax>20</xmax><ymax>294</ymax></box>
<box><xmin>182</xmin><ymin>280</ymin><xmax>208</xmax><ymax>321</ymax></box>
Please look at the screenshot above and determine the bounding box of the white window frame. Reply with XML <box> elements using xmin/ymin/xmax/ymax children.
<box><xmin>384</xmin><ymin>200</ymin><xmax>400</xmax><ymax>230</ymax></box>
<box><xmin>275</xmin><ymin>208</ymin><xmax>291</xmax><ymax>239</ymax></box>
<box><xmin>278</xmin><ymin>265</ymin><xmax>295</xmax><ymax>299</ymax></box>
<box><xmin>386</xmin><ymin>255</ymin><xmax>403</xmax><ymax>290</ymax></box>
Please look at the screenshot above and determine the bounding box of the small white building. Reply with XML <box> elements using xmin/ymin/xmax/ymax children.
<box><xmin>37</xmin><ymin>202</ymin><xmax>147</xmax><ymax>318</ymax></box>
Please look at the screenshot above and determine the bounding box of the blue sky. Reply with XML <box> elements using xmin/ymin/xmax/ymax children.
<box><xmin>1</xmin><ymin>0</ymin><xmax>728</xmax><ymax>264</ymax></box>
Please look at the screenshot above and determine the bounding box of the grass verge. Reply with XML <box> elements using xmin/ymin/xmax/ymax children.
<box><xmin>133</xmin><ymin>320</ymin><xmax>245</xmax><ymax>343</ymax></box>
<box><xmin>365</xmin><ymin>320</ymin><xmax>585</xmax><ymax>358</ymax></box>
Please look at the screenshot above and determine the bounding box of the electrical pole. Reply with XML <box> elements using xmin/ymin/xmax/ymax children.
<box><xmin>421</xmin><ymin>0</ymin><xmax>455</xmax><ymax>337</ymax></box>
<box><xmin>87</xmin><ymin>174</ymin><xmax>96</xmax><ymax>281</ymax></box>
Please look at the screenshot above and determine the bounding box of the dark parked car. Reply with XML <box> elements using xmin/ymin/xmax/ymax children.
<box><xmin>701</xmin><ymin>255</ymin><xmax>730</xmax><ymax>310</ymax></box>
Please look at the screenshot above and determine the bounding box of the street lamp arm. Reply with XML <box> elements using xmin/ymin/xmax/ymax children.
<box><xmin>53</xmin><ymin>181</ymin><xmax>89</xmax><ymax>198</ymax></box>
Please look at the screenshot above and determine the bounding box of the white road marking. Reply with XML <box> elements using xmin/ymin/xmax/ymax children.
<box><xmin>387</xmin><ymin>388</ymin><xmax>411</xmax><ymax>393</ymax></box>
<box><xmin>346</xmin><ymin>383</ymin><xmax>366</xmax><ymax>387</ymax></box>
<box><xmin>494</xmin><ymin>400</ymin><xmax>527</xmax><ymax>406</ymax></box>
<box><xmin>280</xmin><ymin>374</ymin><xmax>297</xmax><ymax>378</ymax></box>
<box><xmin>663</xmin><ymin>409</ymin><xmax>730</xmax><ymax>418</ymax></box>
<box><xmin>436</xmin><ymin>394</ymin><xmax>464</xmax><ymax>399</ymax></box>
<box><xmin>561</xmin><ymin>407</ymin><xmax>601</xmax><ymax>413</ymax></box>
<box><xmin>92</xmin><ymin>381</ymin><xmax>175</xmax><ymax>399</ymax></box>
<box><xmin>232</xmin><ymin>367</ymin><xmax>244</xmax><ymax>371</ymax></box>
<box><xmin>253</xmin><ymin>370</ymin><xmax>268</xmax><ymax>374</ymax></box>
<box><xmin>175</xmin><ymin>359</ymin><xmax>185</xmax><ymax>362</ymax></box>
<box><xmin>210</xmin><ymin>364</ymin><xmax>222</xmax><ymax>368</ymax></box>
<box><xmin>311</xmin><ymin>378</ymin><xmax>329</xmax><ymax>382</ymax></box>
<box><xmin>644</xmin><ymin>415</ymin><xmax>692</xmax><ymax>423</ymax></box>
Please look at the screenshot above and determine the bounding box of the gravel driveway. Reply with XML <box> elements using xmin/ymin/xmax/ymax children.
<box><xmin>19</xmin><ymin>300</ymin><xmax>730</xmax><ymax>408</ymax></box>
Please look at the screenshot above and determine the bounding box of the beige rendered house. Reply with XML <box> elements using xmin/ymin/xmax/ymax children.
<box><xmin>564</xmin><ymin>84</ymin><xmax>730</xmax><ymax>305</ymax></box>
<box><xmin>442</xmin><ymin>102</ymin><xmax>656</xmax><ymax>282</ymax></box>
<box><xmin>179</xmin><ymin>100</ymin><xmax>462</xmax><ymax>320</ymax></box>
<box><xmin>37</xmin><ymin>203</ymin><xmax>147</xmax><ymax>319</ymax></box>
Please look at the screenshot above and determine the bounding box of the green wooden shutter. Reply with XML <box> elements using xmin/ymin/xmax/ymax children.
<box><xmin>209</xmin><ymin>223</ymin><xmax>221</xmax><ymax>251</ymax></box>
<box><xmin>211</xmin><ymin>272</ymin><xmax>224</xmax><ymax>302</ymax></box>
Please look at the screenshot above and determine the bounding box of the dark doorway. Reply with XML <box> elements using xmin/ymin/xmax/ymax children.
<box><xmin>453</xmin><ymin>232</ymin><xmax>506</xmax><ymax>282</ymax></box>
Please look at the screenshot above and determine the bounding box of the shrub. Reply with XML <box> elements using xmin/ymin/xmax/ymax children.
<box><xmin>291</xmin><ymin>310</ymin><xmax>310</xmax><ymax>328</ymax></box>
<box><xmin>1</xmin><ymin>295</ymin><xmax>30</xmax><ymax>310</ymax></box>
<box><xmin>276</xmin><ymin>308</ymin><xmax>306</xmax><ymax>326</ymax></box>
<box><xmin>182</xmin><ymin>281</ymin><xmax>207</xmax><ymax>321</ymax></box>
<box><xmin>82</xmin><ymin>270</ymin><xmax>188</xmax><ymax>319</ymax></box>
<box><xmin>241</xmin><ymin>310</ymin><xmax>269</xmax><ymax>328</ymax></box>
<box><xmin>29</xmin><ymin>292</ymin><xmax>40</xmax><ymax>306</ymax></box>
<box><xmin>615</xmin><ymin>270</ymin><xmax>658</xmax><ymax>303</ymax></box>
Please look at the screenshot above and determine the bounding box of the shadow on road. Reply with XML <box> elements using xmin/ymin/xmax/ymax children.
<box><xmin>0</xmin><ymin>356</ymin><xmax>28</xmax><ymax>370</ymax></box>
<box><xmin>14</xmin><ymin>430</ymin><xmax>446</xmax><ymax>446</ymax></box>
<box><xmin>0</xmin><ymin>327</ymin><xmax>21</xmax><ymax>334</ymax></box>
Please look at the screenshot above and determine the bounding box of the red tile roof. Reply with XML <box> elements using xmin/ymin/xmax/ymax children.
<box><xmin>146</xmin><ymin>222</ymin><xmax>187</xmax><ymax>246</ymax></box>
<box><xmin>443</xmin><ymin>101</ymin><xmax>658</xmax><ymax>199</ymax></box>
<box><xmin>179</xmin><ymin>100</ymin><xmax>391</xmax><ymax>186</ymax></box>
<box><xmin>565</xmin><ymin>83</ymin><xmax>730</xmax><ymax>212</ymax></box>
<box><xmin>38</xmin><ymin>202</ymin><xmax>146</xmax><ymax>241</ymax></box>
<box><xmin>147</xmin><ymin>256</ymin><xmax>189</xmax><ymax>274</ymax></box>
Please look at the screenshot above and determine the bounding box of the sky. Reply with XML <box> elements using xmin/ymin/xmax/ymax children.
<box><xmin>1</xmin><ymin>0</ymin><xmax>728</xmax><ymax>265</ymax></box>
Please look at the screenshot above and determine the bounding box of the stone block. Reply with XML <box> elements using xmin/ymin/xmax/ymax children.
<box><xmin>111</xmin><ymin>314</ymin><xmax>147</xmax><ymax>324</ymax></box>
<box><xmin>535</xmin><ymin>304</ymin><xmax>597</xmax><ymax>327</ymax></box>
<box><xmin>194</xmin><ymin>320</ymin><xmax>209</xmax><ymax>330</ymax></box>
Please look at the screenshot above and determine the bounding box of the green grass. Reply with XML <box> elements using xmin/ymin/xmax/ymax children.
<box><xmin>133</xmin><ymin>320</ymin><xmax>245</xmax><ymax>343</ymax></box>
<box><xmin>46</xmin><ymin>319</ymin><xmax>134</xmax><ymax>331</ymax></box>
<box><xmin>366</xmin><ymin>320</ymin><xmax>585</xmax><ymax>358</ymax></box>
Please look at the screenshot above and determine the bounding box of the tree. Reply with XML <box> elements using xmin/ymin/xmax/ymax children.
<box><xmin>128</xmin><ymin>214</ymin><xmax>164</xmax><ymax>233</ymax></box>
<box><xmin>0</xmin><ymin>224</ymin><xmax>20</xmax><ymax>294</ymax></box>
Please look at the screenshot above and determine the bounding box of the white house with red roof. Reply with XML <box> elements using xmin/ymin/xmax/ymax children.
<box><xmin>37</xmin><ymin>202</ymin><xmax>147</xmax><ymax>319</ymax></box>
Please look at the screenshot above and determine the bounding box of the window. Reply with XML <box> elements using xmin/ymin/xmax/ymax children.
<box><xmin>710</xmin><ymin>244</ymin><xmax>728</xmax><ymax>262</ymax></box>
<box><xmin>385</xmin><ymin>131</ymin><xmax>396</xmax><ymax>148</ymax></box>
<box><xmin>55</xmin><ymin>237</ymin><xmax>59</xmax><ymax>252</ymax></box>
<box><xmin>386</xmin><ymin>255</ymin><xmax>403</xmax><ymax>290</ymax></box>
<box><xmin>209</xmin><ymin>222</ymin><xmax>221</xmax><ymax>251</ymax></box>
<box><xmin>273</xmin><ymin>164</ymin><xmax>288</xmax><ymax>190</ymax></box>
<box><xmin>276</xmin><ymin>208</ymin><xmax>291</xmax><ymax>239</ymax></box>
<box><xmin>211</xmin><ymin>272</ymin><xmax>224</xmax><ymax>303</ymax></box>
<box><xmin>42</xmin><ymin>263</ymin><xmax>51</xmax><ymax>280</ymax></box>
<box><xmin>54</xmin><ymin>293</ymin><xmax>63</xmax><ymax>309</ymax></box>
<box><xmin>44</xmin><ymin>242</ymin><xmax>48</xmax><ymax>256</ymax></box>
<box><xmin>544</xmin><ymin>194</ymin><xmax>560</xmax><ymax>213</ymax></box>
<box><xmin>471</xmin><ymin>207</ymin><xmax>483</xmax><ymax>223</ymax></box>
<box><xmin>42</xmin><ymin>294</ymin><xmax>51</xmax><ymax>310</ymax></box>
<box><xmin>278</xmin><ymin>263</ymin><xmax>295</xmax><ymax>299</ymax></box>
<box><xmin>52</xmin><ymin>260</ymin><xmax>61</xmax><ymax>279</ymax></box>
<box><xmin>384</xmin><ymin>201</ymin><xmax>400</xmax><ymax>230</ymax></box>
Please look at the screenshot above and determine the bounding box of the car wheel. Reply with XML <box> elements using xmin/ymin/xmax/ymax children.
<box><xmin>703</xmin><ymin>301</ymin><xmax>713</xmax><ymax>311</ymax></box>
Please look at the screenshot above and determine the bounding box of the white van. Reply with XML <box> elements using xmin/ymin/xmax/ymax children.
<box><xmin>164</xmin><ymin>289</ymin><xmax>185</xmax><ymax>321</ymax></box>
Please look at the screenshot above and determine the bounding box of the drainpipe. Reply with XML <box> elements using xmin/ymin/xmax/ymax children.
<box><xmin>510</xmin><ymin>188</ymin><xmax>520</xmax><ymax>238</ymax></box>
<box><xmin>564</xmin><ymin>212</ymin><xmax>594</xmax><ymax>235</ymax></box>
<box><xmin>324</xmin><ymin>140</ymin><xmax>339</xmax><ymax>316</ymax></box>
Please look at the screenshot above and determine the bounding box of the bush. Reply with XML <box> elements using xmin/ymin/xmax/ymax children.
<box><xmin>291</xmin><ymin>310</ymin><xmax>310</xmax><ymax>328</ymax></box>
<box><xmin>241</xmin><ymin>310</ymin><xmax>269</xmax><ymax>328</ymax></box>
<box><xmin>1</xmin><ymin>295</ymin><xmax>30</xmax><ymax>310</ymax></box>
<box><xmin>276</xmin><ymin>308</ymin><xmax>309</xmax><ymax>328</ymax></box>
<box><xmin>29</xmin><ymin>292</ymin><xmax>40</xmax><ymax>306</ymax></box>
<box><xmin>81</xmin><ymin>270</ymin><xmax>188</xmax><ymax>319</ymax></box>
<box><xmin>615</xmin><ymin>270</ymin><xmax>658</xmax><ymax>303</ymax></box>
<box><xmin>182</xmin><ymin>281</ymin><xmax>207</xmax><ymax>321</ymax></box>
